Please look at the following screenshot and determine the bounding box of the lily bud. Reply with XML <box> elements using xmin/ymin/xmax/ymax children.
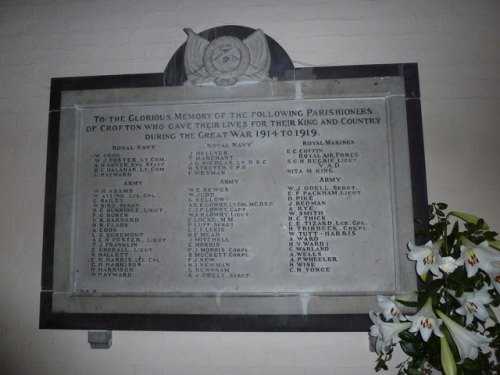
<box><xmin>440</xmin><ymin>335</ymin><xmax>457</xmax><ymax>375</ymax></box>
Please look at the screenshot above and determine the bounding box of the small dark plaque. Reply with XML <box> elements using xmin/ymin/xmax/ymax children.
<box><xmin>40</xmin><ymin>26</ymin><xmax>427</xmax><ymax>331</ymax></box>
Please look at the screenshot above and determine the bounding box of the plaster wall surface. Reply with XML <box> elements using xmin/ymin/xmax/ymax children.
<box><xmin>0</xmin><ymin>0</ymin><xmax>499</xmax><ymax>374</ymax></box>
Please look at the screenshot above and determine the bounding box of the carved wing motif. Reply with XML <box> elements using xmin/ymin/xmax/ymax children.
<box><xmin>183</xmin><ymin>28</ymin><xmax>271</xmax><ymax>85</ymax></box>
<box><xmin>242</xmin><ymin>29</ymin><xmax>271</xmax><ymax>80</ymax></box>
<box><xmin>183</xmin><ymin>28</ymin><xmax>210</xmax><ymax>84</ymax></box>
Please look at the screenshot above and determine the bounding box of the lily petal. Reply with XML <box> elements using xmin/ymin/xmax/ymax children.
<box><xmin>379</xmin><ymin>320</ymin><xmax>412</xmax><ymax>346</ymax></box>
<box><xmin>406</xmin><ymin>297</ymin><xmax>443</xmax><ymax>342</ymax></box>
<box><xmin>449</xmin><ymin>286</ymin><xmax>492</xmax><ymax>325</ymax></box>
<box><xmin>369</xmin><ymin>311</ymin><xmax>411</xmax><ymax>354</ymax></box>
<box><xmin>436</xmin><ymin>310</ymin><xmax>492</xmax><ymax>363</ymax></box>
<box><xmin>407</xmin><ymin>240</ymin><xmax>443</xmax><ymax>280</ymax></box>
<box><xmin>377</xmin><ymin>295</ymin><xmax>407</xmax><ymax>322</ymax></box>
<box><xmin>460</xmin><ymin>238</ymin><xmax>500</xmax><ymax>277</ymax></box>
<box><xmin>369</xmin><ymin>311</ymin><xmax>384</xmax><ymax>354</ymax></box>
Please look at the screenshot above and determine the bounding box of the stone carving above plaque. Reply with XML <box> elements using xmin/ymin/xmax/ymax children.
<box><xmin>183</xmin><ymin>28</ymin><xmax>271</xmax><ymax>86</ymax></box>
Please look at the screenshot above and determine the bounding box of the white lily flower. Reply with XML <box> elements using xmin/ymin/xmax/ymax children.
<box><xmin>407</xmin><ymin>297</ymin><xmax>443</xmax><ymax>342</ymax></box>
<box><xmin>369</xmin><ymin>311</ymin><xmax>411</xmax><ymax>354</ymax></box>
<box><xmin>377</xmin><ymin>295</ymin><xmax>406</xmax><ymax>322</ymax></box>
<box><xmin>407</xmin><ymin>240</ymin><xmax>443</xmax><ymax>281</ymax></box>
<box><xmin>369</xmin><ymin>311</ymin><xmax>385</xmax><ymax>354</ymax></box>
<box><xmin>438</xmin><ymin>256</ymin><xmax>464</xmax><ymax>274</ymax></box>
<box><xmin>460</xmin><ymin>238</ymin><xmax>500</xmax><ymax>277</ymax></box>
<box><xmin>377</xmin><ymin>292</ymin><xmax>417</xmax><ymax>323</ymax></box>
<box><xmin>436</xmin><ymin>310</ymin><xmax>492</xmax><ymax>363</ymax></box>
<box><xmin>452</xmin><ymin>285</ymin><xmax>492</xmax><ymax>325</ymax></box>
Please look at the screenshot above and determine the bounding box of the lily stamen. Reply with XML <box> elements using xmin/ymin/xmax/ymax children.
<box><xmin>467</xmin><ymin>250</ymin><xmax>480</xmax><ymax>266</ymax></box>
<box><xmin>424</xmin><ymin>255</ymin><xmax>435</xmax><ymax>265</ymax></box>
<box><xmin>466</xmin><ymin>302</ymin><xmax>478</xmax><ymax>314</ymax></box>
<box><xmin>421</xmin><ymin>318</ymin><xmax>433</xmax><ymax>329</ymax></box>
<box><xmin>390</xmin><ymin>307</ymin><xmax>400</xmax><ymax>319</ymax></box>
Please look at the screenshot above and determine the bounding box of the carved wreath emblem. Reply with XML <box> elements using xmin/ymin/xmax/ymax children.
<box><xmin>183</xmin><ymin>28</ymin><xmax>271</xmax><ymax>86</ymax></box>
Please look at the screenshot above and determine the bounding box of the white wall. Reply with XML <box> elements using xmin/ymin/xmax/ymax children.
<box><xmin>1</xmin><ymin>0</ymin><xmax>499</xmax><ymax>374</ymax></box>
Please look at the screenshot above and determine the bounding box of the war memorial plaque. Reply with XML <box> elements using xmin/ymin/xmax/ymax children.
<box><xmin>40</xmin><ymin>26</ymin><xmax>427</xmax><ymax>331</ymax></box>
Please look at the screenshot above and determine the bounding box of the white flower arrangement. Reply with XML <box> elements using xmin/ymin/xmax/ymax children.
<box><xmin>370</xmin><ymin>203</ymin><xmax>500</xmax><ymax>375</ymax></box>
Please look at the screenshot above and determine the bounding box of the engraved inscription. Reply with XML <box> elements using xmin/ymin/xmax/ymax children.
<box><xmin>72</xmin><ymin>97</ymin><xmax>396</xmax><ymax>295</ymax></box>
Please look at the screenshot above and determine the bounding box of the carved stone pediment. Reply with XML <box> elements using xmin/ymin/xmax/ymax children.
<box><xmin>183</xmin><ymin>28</ymin><xmax>271</xmax><ymax>86</ymax></box>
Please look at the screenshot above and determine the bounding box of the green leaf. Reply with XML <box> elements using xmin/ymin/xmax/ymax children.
<box><xmin>410</xmin><ymin>358</ymin><xmax>423</xmax><ymax>369</ymax></box>
<box><xmin>454</xmin><ymin>285</ymin><xmax>464</xmax><ymax>298</ymax></box>
<box><xmin>400</xmin><ymin>341</ymin><xmax>421</xmax><ymax>357</ymax></box>
<box><xmin>450</xmin><ymin>221</ymin><xmax>460</xmax><ymax>238</ymax></box>
<box><xmin>489</xmin><ymin>240</ymin><xmax>500</xmax><ymax>251</ymax></box>
<box><xmin>395</xmin><ymin>298</ymin><xmax>418</xmax><ymax>308</ymax></box>
<box><xmin>486</xmin><ymin>305</ymin><xmax>499</xmax><ymax>323</ymax></box>
<box><xmin>463</xmin><ymin>358</ymin><xmax>484</xmax><ymax>371</ymax></box>
<box><xmin>475</xmin><ymin>279</ymin><xmax>489</xmax><ymax>292</ymax></box>
<box><xmin>437</xmin><ymin>203</ymin><xmax>448</xmax><ymax>210</ymax></box>
<box><xmin>399</xmin><ymin>330</ymin><xmax>417</xmax><ymax>342</ymax></box>
<box><xmin>408</xmin><ymin>368</ymin><xmax>420</xmax><ymax>375</ymax></box>
<box><xmin>448</xmin><ymin>211</ymin><xmax>489</xmax><ymax>230</ymax></box>
<box><xmin>375</xmin><ymin>359</ymin><xmax>388</xmax><ymax>372</ymax></box>
<box><xmin>477</xmin><ymin>219</ymin><xmax>486</xmax><ymax>230</ymax></box>
<box><xmin>486</xmin><ymin>231</ymin><xmax>498</xmax><ymax>238</ymax></box>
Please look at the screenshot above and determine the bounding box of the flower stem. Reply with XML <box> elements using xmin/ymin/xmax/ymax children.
<box><xmin>443</xmin><ymin>212</ymin><xmax>451</xmax><ymax>256</ymax></box>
